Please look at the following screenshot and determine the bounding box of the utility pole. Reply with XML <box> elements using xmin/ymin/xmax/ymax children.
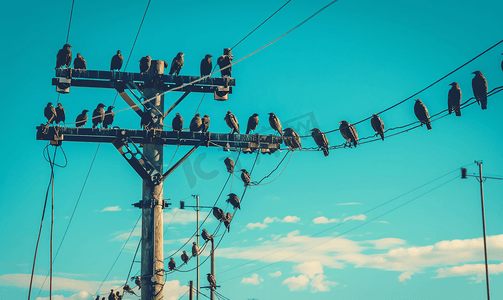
<box><xmin>189</xmin><ymin>281</ymin><xmax>193</xmax><ymax>300</ymax></box>
<box><xmin>37</xmin><ymin>53</ymin><xmax>282</xmax><ymax>299</ymax></box>
<box><xmin>210</xmin><ymin>239</ymin><xmax>215</xmax><ymax>300</ymax></box>
<box><xmin>461</xmin><ymin>161</ymin><xmax>503</xmax><ymax>300</ymax></box>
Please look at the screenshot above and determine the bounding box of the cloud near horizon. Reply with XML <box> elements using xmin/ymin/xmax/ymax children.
<box><xmin>244</xmin><ymin>216</ymin><xmax>300</xmax><ymax>230</ymax></box>
<box><xmin>101</xmin><ymin>206</ymin><xmax>121</xmax><ymax>212</ymax></box>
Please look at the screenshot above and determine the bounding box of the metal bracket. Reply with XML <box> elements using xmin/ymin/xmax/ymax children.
<box><xmin>132</xmin><ymin>198</ymin><xmax>171</xmax><ymax>209</ymax></box>
<box><xmin>113</xmin><ymin>133</ymin><xmax>162</xmax><ymax>184</ymax></box>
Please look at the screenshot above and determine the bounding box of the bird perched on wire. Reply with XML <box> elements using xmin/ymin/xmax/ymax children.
<box><xmin>224</xmin><ymin>212</ymin><xmax>232</xmax><ymax>233</ymax></box>
<box><xmin>224</xmin><ymin>111</ymin><xmax>240</xmax><ymax>134</ymax></box>
<box><xmin>246</xmin><ymin>113</ymin><xmax>259</xmax><ymax>134</ymax></box>
<box><xmin>169</xmin><ymin>52</ymin><xmax>184</xmax><ymax>76</ymax></box>
<box><xmin>181</xmin><ymin>251</ymin><xmax>189</xmax><ymax>264</ymax></box>
<box><xmin>168</xmin><ymin>257</ymin><xmax>176</xmax><ymax>271</ymax></box>
<box><xmin>103</xmin><ymin>106</ymin><xmax>115</xmax><ymax>128</ymax></box>
<box><xmin>44</xmin><ymin>102</ymin><xmax>57</xmax><ymax>124</ymax></box>
<box><xmin>55</xmin><ymin>103</ymin><xmax>66</xmax><ymax>125</ymax></box>
<box><xmin>56</xmin><ymin>44</ymin><xmax>72</xmax><ymax>68</ymax></box>
<box><xmin>191</xmin><ymin>242</ymin><xmax>199</xmax><ymax>257</ymax></box>
<box><xmin>240</xmin><ymin>169</ymin><xmax>251</xmax><ymax>186</ymax></box>
<box><xmin>202</xmin><ymin>115</ymin><xmax>210</xmax><ymax>132</ymax></box>
<box><xmin>414</xmin><ymin>99</ymin><xmax>432</xmax><ymax>130</ymax></box>
<box><xmin>472</xmin><ymin>71</ymin><xmax>487</xmax><ymax>110</ymax></box>
<box><xmin>217</xmin><ymin>48</ymin><xmax>233</xmax><ymax>77</ymax></box>
<box><xmin>283</xmin><ymin>127</ymin><xmax>302</xmax><ymax>150</ymax></box>
<box><xmin>140</xmin><ymin>111</ymin><xmax>153</xmax><ymax>129</ymax></box>
<box><xmin>310</xmin><ymin>128</ymin><xmax>329</xmax><ymax>156</ymax></box>
<box><xmin>111</xmin><ymin>50</ymin><xmax>123</xmax><ymax>71</ymax></box>
<box><xmin>202</xmin><ymin>229</ymin><xmax>213</xmax><ymax>242</ymax></box>
<box><xmin>92</xmin><ymin>103</ymin><xmax>106</xmax><ymax>129</ymax></box>
<box><xmin>207</xmin><ymin>273</ymin><xmax>217</xmax><ymax>290</ymax></box>
<box><xmin>268</xmin><ymin>113</ymin><xmax>282</xmax><ymax>135</ymax></box>
<box><xmin>172</xmin><ymin>113</ymin><xmax>183</xmax><ymax>131</ymax></box>
<box><xmin>448</xmin><ymin>82</ymin><xmax>462</xmax><ymax>117</ymax></box>
<box><xmin>73</xmin><ymin>53</ymin><xmax>86</xmax><ymax>69</ymax></box>
<box><xmin>224</xmin><ymin>157</ymin><xmax>234</xmax><ymax>173</ymax></box>
<box><xmin>75</xmin><ymin>109</ymin><xmax>89</xmax><ymax>127</ymax></box>
<box><xmin>190</xmin><ymin>113</ymin><xmax>202</xmax><ymax>132</ymax></box>
<box><xmin>200</xmin><ymin>54</ymin><xmax>213</xmax><ymax>77</ymax></box>
<box><xmin>370</xmin><ymin>114</ymin><xmax>385</xmax><ymax>140</ymax></box>
<box><xmin>131</xmin><ymin>276</ymin><xmax>141</xmax><ymax>289</ymax></box>
<box><xmin>140</xmin><ymin>55</ymin><xmax>151</xmax><ymax>73</ymax></box>
<box><xmin>123</xmin><ymin>284</ymin><xmax>137</xmax><ymax>296</ymax></box>
<box><xmin>339</xmin><ymin>121</ymin><xmax>359</xmax><ymax>147</ymax></box>
<box><xmin>226</xmin><ymin>193</ymin><xmax>241</xmax><ymax>210</ymax></box>
<box><xmin>212</xmin><ymin>207</ymin><xmax>225</xmax><ymax>222</ymax></box>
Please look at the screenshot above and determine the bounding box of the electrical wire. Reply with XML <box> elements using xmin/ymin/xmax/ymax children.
<box><xmin>65</xmin><ymin>0</ymin><xmax>75</xmax><ymax>44</ymax></box>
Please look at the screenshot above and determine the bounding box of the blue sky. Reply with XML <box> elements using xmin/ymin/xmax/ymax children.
<box><xmin>1</xmin><ymin>0</ymin><xmax>503</xmax><ymax>299</ymax></box>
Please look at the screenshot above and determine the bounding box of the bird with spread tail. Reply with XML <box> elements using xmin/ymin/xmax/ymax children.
<box><xmin>339</xmin><ymin>121</ymin><xmax>359</xmax><ymax>147</ymax></box>
<box><xmin>414</xmin><ymin>99</ymin><xmax>432</xmax><ymax>130</ymax></box>
<box><xmin>472</xmin><ymin>71</ymin><xmax>487</xmax><ymax>110</ymax></box>
<box><xmin>448</xmin><ymin>82</ymin><xmax>462</xmax><ymax>117</ymax></box>
<box><xmin>310</xmin><ymin>128</ymin><xmax>329</xmax><ymax>156</ymax></box>
<box><xmin>370</xmin><ymin>114</ymin><xmax>385</xmax><ymax>140</ymax></box>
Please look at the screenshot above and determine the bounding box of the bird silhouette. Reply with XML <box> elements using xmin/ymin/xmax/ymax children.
<box><xmin>202</xmin><ymin>115</ymin><xmax>210</xmax><ymax>132</ymax></box>
<box><xmin>448</xmin><ymin>82</ymin><xmax>462</xmax><ymax>117</ymax></box>
<box><xmin>212</xmin><ymin>207</ymin><xmax>225</xmax><ymax>222</ymax></box>
<box><xmin>44</xmin><ymin>102</ymin><xmax>57</xmax><ymax>124</ymax></box>
<box><xmin>246</xmin><ymin>113</ymin><xmax>259</xmax><ymax>134</ymax></box>
<box><xmin>268</xmin><ymin>113</ymin><xmax>282</xmax><ymax>135</ymax></box>
<box><xmin>200</xmin><ymin>54</ymin><xmax>213</xmax><ymax>76</ymax></box>
<box><xmin>472</xmin><ymin>71</ymin><xmax>487</xmax><ymax>110</ymax></box>
<box><xmin>339</xmin><ymin>121</ymin><xmax>359</xmax><ymax>147</ymax></box>
<box><xmin>191</xmin><ymin>242</ymin><xmax>199</xmax><ymax>257</ymax></box>
<box><xmin>131</xmin><ymin>276</ymin><xmax>141</xmax><ymax>289</ymax></box>
<box><xmin>140</xmin><ymin>55</ymin><xmax>151</xmax><ymax>73</ymax></box>
<box><xmin>56</xmin><ymin>44</ymin><xmax>72</xmax><ymax>68</ymax></box>
<box><xmin>172</xmin><ymin>113</ymin><xmax>183</xmax><ymax>131</ymax></box>
<box><xmin>310</xmin><ymin>128</ymin><xmax>329</xmax><ymax>156</ymax></box>
<box><xmin>123</xmin><ymin>284</ymin><xmax>137</xmax><ymax>296</ymax></box>
<box><xmin>414</xmin><ymin>99</ymin><xmax>432</xmax><ymax>130</ymax></box>
<box><xmin>55</xmin><ymin>103</ymin><xmax>66</xmax><ymax>125</ymax></box>
<box><xmin>168</xmin><ymin>257</ymin><xmax>176</xmax><ymax>271</ymax></box>
<box><xmin>111</xmin><ymin>50</ymin><xmax>123</xmax><ymax>71</ymax></box>
<box><xmin>103</xmin><ymin>106</ymin><xmax>115</xmax><ymax>128</ymax></box>
<box><xmin>75</xmin><ymin>110</ymin><xmax>89</xmax><ymax>127</ymax></box>
<box><xmin>283</xmin><ymin>127</ymin><xmax>302</xmax><ymax>149</ymax></box>
<box><xmin>240</xmin><ymin>169</ymin><xmax>251</xmax><ymax>186</ymax></box>
<box><xmin>181</xmin><ymin>251</ymin><xmax>189</xmax><ymax>264</ymax></box>
<box><xmin>224</xmin><ymin>157</ymin><xmax>234</xmax><ymax>173</ymax></box>
<box><xmin>370</xmin><ymin>114</ymin><xmax>385</xmax><ymax>140</ymax></box>
<box><xmin>190</xmin><ymin>113</ymin><xmax>202</xmax><ymax>132</ymax></box>
<box><xmin>92</xmin><ymin>103</ymin><xmax>106</xmax><ymax>128</ymax></box>
<box><xmin>73</xmin><ymin>53</ymin><xmax>86</xmax><ymax>69</ymax></box>
<box><xmin>224</xmin><ymin>212</ymin><xmax>232</xmax><ymax>233</ymax></box>
<box><xmin>217</xmin><ymin>48</ymin><xmax>233</xmax><ymax>77</ymax></box>
<box><xmin>226</xmin><ymin>193</ymin><xmax>241</xmax><ymax>210</ymax></box>
<box><xmin>224</xmin><ymin>111</ymin><xmax>239</xmax><ymax>134</ymax></box>
<box><xmin>207</xmin><ymin>273</ymin><xmax>217</xmax><ymax>290</ymax></box>
<box><xmin>169</xmin><ymin>52</ymin><xmax>184</xmax><ymax>75</ymax></box>
<box><xmin>202</xmin><ymin>229</ymin><xmax>213</xmax><ymax>242</ymax></box>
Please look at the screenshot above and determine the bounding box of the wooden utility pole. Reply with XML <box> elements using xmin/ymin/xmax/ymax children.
<box><xmin>210</xmin><ymin>239</ymin><xmax>215</xmax><ymax>300</ymax></box>
<box><xmin>477</xmin><ymin>161</ymin><xmax>490</xmax><ymax>300</ymax></box>
<box><xmin>196</xmin><ymin>195</ymin><xmax>200</xmax><ymax>300</ymax></box>
<box><xmin>189</xmin><ymin>281</ymin><xmax>193</xmax><ymax>300</ymax></box>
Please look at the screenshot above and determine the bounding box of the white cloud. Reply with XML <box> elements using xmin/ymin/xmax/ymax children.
<box><xmin>294</xmin><ymin>261</ymin><xmax>323</xmax><ymax>279</ymax></box>
<box><xmin>282</xmin><ymin>275</ymin><xmax>309</xmax><ymax>291</ymax></box>
<box><xmin>244</xmin><ymin>216</ymin><xmax>300</xmax><ymax>230</ymax></box>
<box><xmin>434</xmin><ymin>262</ymin><xmax>503</xmax><ymax>279</ymax></box>
<box><xmin>101</xmin><ymin>206</ymin><xmax>121</xmax><ymax>212</ymax></box>
<box><xmin>343</xmin><ymin>214</ymin><xmax>366</xmax><ymax>222</ymax></box>
<box><xmin>163</xmin><ymin>208</ymin><xmax>207</xmax><ymax>225</ymax></box>
<box><xmin>398</xmin><ymin>271</ymin><xmax>414</xmax><ymax>283</ymax></box>
<box><xmin>313</xmin><ymin>216</ymin><xmax>339</xmax><ymax>224</ymax></box>
<box><xmin>36</xmin><ymin>291</ymin><xmax>90</xmax><ymax>300</ymax></box>
<box><xmin>245</xmin><ymin>222</ymin><xmax>268</xmax><ymax>230</ymax></box>
<box><xmin>162</xmin><ymin>280</ymin><xmax>188</xmax><ymax>300</ymax></box>
<box><xmin>282</xmin><ymin>216</ymin><xmax>300</xmax><ymax>223</ymax></box>
<box><xmin>241</xmin><ymin>274</ymin><xmax>263</xmax><ymax>285</ymax></box>
<box><xmin>270</xmin><ymin>271</ymin><xmax>282</xmax><ymax>277</ymax></box>
<box><xmin>310</xmin><ymin>274</ymin><xmax>338</xmax><ymax>292</ymax></box>
<box><xmin>336</xmin><ymin>202</ymin><xmax>362</xmax><ymax>205</ymax></box>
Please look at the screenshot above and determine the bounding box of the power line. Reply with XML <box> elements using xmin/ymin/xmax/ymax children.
<box><xmin>65</xmin><ymin>0</ymin><xmax>75</xmax><ymax>44</ymax></box>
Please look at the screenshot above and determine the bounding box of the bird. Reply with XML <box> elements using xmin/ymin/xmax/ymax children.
<box><xmin>181</xmin><ymin>251</ymin><xmax>189</xmax><ymax>264</ymax></box>
<box><xmin>226</xmin><ymin>193</ymin><xmax>241</xmax><ymax>210</ymax></box>
<box><xmin>110</xmin><ymin>50</ymin><xmax>123</xmax><ymax>71</ymax></box>
<box><xmin>56</xmin><ymin>44</ymin><xmax>72</xmax><ymax>68</ymax></box>
<box><xmin>140</xmin><ymin>111</ymin><xmax>153</xmax><ymax>129</ymax></box>
<box><xmin>73</xmin><ymin>53</ymin><xmax>86</xmax><ymax>69</ymax></box>
<box><xmin>202</xmin><ymin>115</ymin><xmax>210</xmax><ymax>132</ymax></box>
<box><xmin>189</xmin><ymin>113</ymin><xmax>202</xmax><ymax>132</ymax></box>
<box><xmin>200</xmin><ymin>54</ymin><xmax>213</xmax><ymax>77</ymax></box>
<box><xmin>448</xmin><ymin>82</ymin><xmax>462</xmax><ymax>117</ymax></box>
<box><xmin>207</xmin><ymin>273</ymin><xmax>217</xmax><ymax>290</ymax></box>
<box><xmin>310</xmin><ymin>128</ymin><xmax>329</xmax><ymax>156</ymax></box>
<box><xmin>370</xmin><ymin>114</ymin><xmax>385</xmax><ymax>140</ymax></box>
<box><xmin>172</xmin><ymin>113</ymin><xmax>183</xmax><ymax>131</ymax></box>
<box><xmin>75</xmin><ymin>109</ymin><xmax>89</xmax><ymax>127</ymax></box>
<box><xmin>414</xmin><ymin>99</ymin><xmax>432</xmax><ymax>130</ymax></box>
<box><xmin>131</xmin><ymin>276</ymin><xmax>141</xmax><ymax>289</ymax></box>
<box><xmin>224</xmin><ymin>212</ymin><xmax>232</xmax><ymax>233</ymax></box>
<box><xmin>472</xmin><ymin>71</ymin><xmax>487</xmax><ymax>110</ymax></box>
<box><xmin>55</xmin><ymin>103</ymin><xmax>66</xmax><ymax>125</ymax></box>
<box><xmin>246</xmin><ymin>113</ymin><xmax>259</xmax><ymax>134</ymax></box>
<box><xmin>217</xmin><ymin>48</ymin><xmax>233</xmax><ymax>77</ymax></box>
<box><xmin>103</xmin><ymin>106</ymin><xmax>115</xmax><ymax>128</ymax></box>
<box><xmin>44</xmin><ymin>102</ymin><xmax>57</xmax><ymax>124</ymax></box>
<box><xmin>140</xmin><ymin>55</ymin><xmax>151</xmax><ymax>73</ymax></box>
<box><xmin>224</xmin><ymin>111</ymin><xmax>239</xmax><ymax>134</ymax></box>
<box><xmin>339</xmin><ymin>121</ymin><xmax>359</xmax><ymax>147</ymax></box>
<box><xmin>168</xmin><ymin>257</ymin><xmax>176</xmax><ymax>271</ymax></box>
<box><xmin>240</xmin><ymin>169</ymin><xmax>251</xmax><ymax>186</ymax></box>
<box><xmin>169</xmin><ymin>52</ymin><xmax>184</xmax><ymax>75</ymax></box>
<box><xmin>123</xmin><ymin>284</ymin><xmax>137</xmax><ymax>296</ymax></box>
<box><xmin>224</xmin><ymin>157</ymin><xmax>234</xmax><ymax>173</ymax></box>
<box><xmin>92</xmin><ymin>103</ymin><xmax>106</xmax><ymax>128</ymax></box>
<box><xmin>202</xmin><ymin>229</ymin><xmax>213</xmax><ymax>242</ymax></box>
<box><xmin>212</xmin><ymin>207</ymin><xmax>225</xmax><ymax>222</ymax></box>
<box><xmin>268</xmin><ymin>113</ymin><xmax>282</xmax><ymax>135</ymax></box>
<box><xmin>191</xmin><ymin>242</ymin><xmax>199</xmax><ymax>257</ymax></box>
<box><xmin>283</xmin><ymin>128</ymin><xmax>302</xmax><ymax>149</ymax></box>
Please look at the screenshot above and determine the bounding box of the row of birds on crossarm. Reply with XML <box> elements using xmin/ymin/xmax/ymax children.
<box><xmin>56</xmin><ymin>44</ymin><xmax>234</xmax><ymax>77</ymax></box>
<box><xmin>44</xmin><ymin>102</ymin><xmax>115</xmax><ymax>129</ymax></box>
